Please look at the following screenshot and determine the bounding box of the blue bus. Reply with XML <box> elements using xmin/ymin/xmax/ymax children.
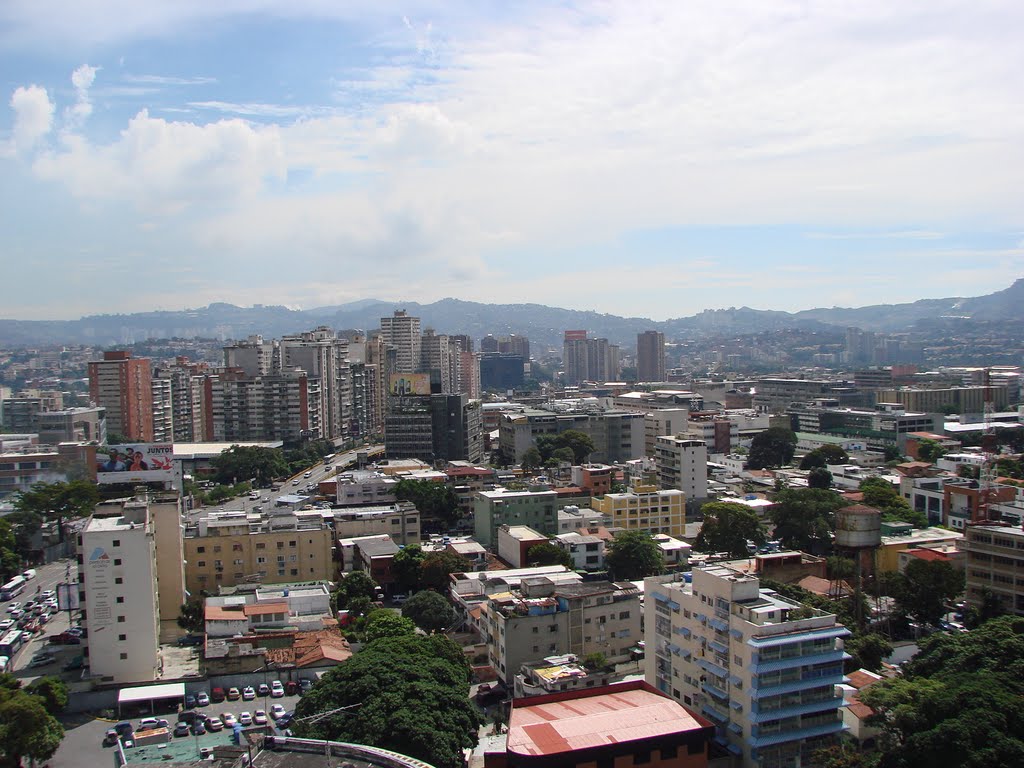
<box><xmin>0</xmin><ymin>576</ymin><xmax>27</xmax><ymax>601</ymax></box>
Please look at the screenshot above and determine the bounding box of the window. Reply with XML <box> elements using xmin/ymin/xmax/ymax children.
<box><xmin>257</xmin><ymin>557</ymin><xmax>266</xmax><ymax>564</ymax></box>
<box><xmin>234</xmin><ymin>559</ymin><xmax>243</xmax><ymax>566</ymax></box>
<box><xmin>233</xmin><ymin>544</ymin><xmax>243</xmax><ymax>551</ymax></box>
<box><xmin>115</xmin><ymin>577</ymin><xmax>123</xmax><ymax>585</ymax></box>
<box><xmin>532</xmin><ymin>627</ymin><xmax>539</xmax><ymax>634</ymax></box>
<box><xmin>116</xmin><ymin>596</ymin><xmax>124</xmax><ymax>604</ymax></box>
<box><xmin>117</xmin><ymin>615</ymin><xmax>125</xmax><ymax>623</ymax></box>
<box><xmin>197</xmin><ymin>546</ymin><xmax>206</xmax><ymax>553</ymax></box>
<box><xmin>118</xmin><ymin>634</ymin><xmax>126</xmax><ymax>642</ymax></box>
<box><xmin>290</xmin><ymin>569</ymin><xmax>298</xmax><ymax>576</ymax></box>
<box><xmin>112</xmin><ymin>539</ymin><xmax>120</xmax><ymax>547</ymax></box>
<box><xmin>214</xmin><ymin>545</ymin><xmax>222</xmax><ymax>553</ymax></box>
<box><xmin>619</xmin><ymin>611</ymin><xmax>630</xmax><ymax>620</ymax></box>
<box><xmin>289</xmin><ymin>540</ymin><xmax>297</xmax><ymax>547</ymax></box>
<box><xmin>120</xmin><ymin>652</ymin><xmax>128</xmax><ymax>660</ymax></box>
<box><xmin>256</xmin><ymin>543</ymin><xmax>266</xmax><ymax>550</ymax></box>
<box><xmin>113</xmin><ymin>558</ymin><xmax>122</xmax><ymax>566</ymax></box>
<box><xmin>197</xmin><ymin>561</ymin><xmax>206</xmax><ymax>567</ymax></box>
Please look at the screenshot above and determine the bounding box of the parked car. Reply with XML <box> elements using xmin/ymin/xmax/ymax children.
<box><xmin>221</xmin><ymin>712</ymin><xmax>237</xmax><ymax>727</ymax></box>
<box><xmin>28</xmin><ymin>654</ymin><xmax>56</xmax><ymax>668</ymax></box>
<box><xmin>206</xmin><ymin>717</ymin><xmax>224</xmax><ymax>732</ymax></box>
<box><xmin>239</xmin><ymin>712</ymin><xmax>253</xmax><ymax>726</ymax></box>
<box><xmin>227</xmin><ymin>687</ymin><xmax>241</xmax><ymax>701</ymax></box>
<box><xmin>253</xmin><ymin>710</ymin><xmax>268</xmax><ymax>725</ymax></box>
<box><xmin>5</xmin><ymin>602</ymin><xmax>21</xmax><ymax>613</ymax></box>
<box><xmin>257</xmin><ymin>683</ymin><xmax>270</xmax><ymax>697</ymax></box>
<box><xmin>177</xmin><ymin>635</ymin><xmax>203</xmax><ymax>647</ymax></box>
<box><xmin>185</xmin><ymin>693</ymin><xmax>197</xmax><ymax>709</ymax></box>
<box><xmin>0</xmin><ymin>620</ymin><xmax>13</xmax><ymax>632</ymax></box>
<box><xmin>276</xmin><ymin>712</ymin><xmax>294</xmax><ymax>729</ymax></box>
<box><xmin>114</xmin><ymin>721</ymin><xmax>135</xmax><ymax>738</ymax></box>
<box><xmin>40</xmin><ymin>589</ymin><xmax>55</xmax><ymax>601</ymax></box>
<box><xmin>138</xmin><ymin>718</ymin><xmax>169</xmax><ymax>731</ymax></box>
<box><xmin>103</xmin><ymin>729</ymin><xmax>120</xmax><ymax>747</ymax></box>
<box><xmin>174</xmin><ymin>722</ymin><xmax>191</xmax><ymax>738</ymax></box>
<box><xmin>49</xmin><ymin>631</ymin><xmax>81</xmax><ymax>645</ymax></box>
<box><xmin>196</xmin><ymin>692</ymin><xmax>210</xmax><ymax>707</ymax></box>
<box><xmin>270</xmin><ymin>681</ymin><xmax>285</xmax><ymax>698</ymax></box>
<box><xmin>391</xmin><ymin>594</ymin><xmax>408</xmax><ymax>605</ymax></box>
<box><xmin>211</xmin><ymin>687</ymin><xmax>226</xmax><ymax>703</ymax></box>
<box><xmin>298</xmin><ymin>678</ymin><xmax>313</xmax><ymax>694</ymax></box>
<box><xmin>242</xmin><ymin>686</ymin><xmax>256</xmax><ymax>701</ymax></box>
<box><xmin>63</xmin><ymin>655</ymin><xmax>85</xmax><ymax>672</ymax></box>
<box><xmin>66</xmin><ymin>626</ymin><xmax>84</xmax><ymax>637</ymax></box>
<box><xmin>192</xmin><ymin>720</ymin><xmax>207</xmax><ymax>736</ymax></box>
<box><xmin>285</xmin><ymin>680</ymin><xmax>298</xmax><ymax>696</ymax></box>
<box><xmin>269</xmin><ymin>704</ymin><xmax>286</xmax><ymax>720</ymax></box>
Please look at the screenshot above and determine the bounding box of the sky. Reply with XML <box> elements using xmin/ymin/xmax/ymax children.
<box><xmin>1</xmin><ymin>1</ymin><xmax>1023</xmax><ymax>322</ymax></box>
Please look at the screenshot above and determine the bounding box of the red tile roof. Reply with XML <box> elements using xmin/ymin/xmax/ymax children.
<box><xmin>904</xmin><ymin>548</ymin><xmax>951</xmax><ymax>563</ymax></box>
<box><xmin>243</xmin><ymin>602</ymin><xmax>289</xmax><ymax>616</ymax></box>
<box><xmin>205</xmin><ymin>605</ymin><xmax>246</xmax><ymax>621</ymax></box>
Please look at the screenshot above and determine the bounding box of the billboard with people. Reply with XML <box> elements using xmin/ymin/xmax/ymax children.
<box><xmin>96</xmin><ymin>443</ymin><xmax>176</xmax><ymax>484</ymax></box>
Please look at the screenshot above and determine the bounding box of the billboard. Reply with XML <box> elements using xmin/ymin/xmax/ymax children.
<box><xmin>96</xmin><ymin>443</ymin><xmax>175</xmax><ymax>485</ymax></box>
<box><xmin>56</xmin><ymin>582</ymin><xmax>80</xmax><ymax>611</ymax></box>
<box><xmin>389</xmin><ymin>373</ymin><xmax>431</xmax><ymax>396</ymax></box>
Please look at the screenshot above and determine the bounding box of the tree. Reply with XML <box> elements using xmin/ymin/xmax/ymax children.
<box><xmin>605</xmin><ymin>530</ymin><xmax>664</xmax><ymax>580</ymax></box>
<box><xmin>23</xmin><ymin>677</ymin><xmax>68</xmax><ymax>716</ymax></box>
<box><xmin>525</xmin><ymin>542</ymin><xmax>574</xmax><ymax>569</ymax></box>
<box><xmin>845</xmin><ymin>633</ymin><xmax>893</xmax><ymax>673</ymax></box>
<box><xmin>0</xmin><ymin>521</ymin><xmax>21</xmax><ymax>583</ymax></box>
<box><xmin>0</xmin><ymin>692</ymin><xmax>64</xmax><ymax>768</ymax></box>
<box><xmin>769</xmin><ymin>487</ymin><xmax>846</xmax><ymax>553</ymax></box>
<box><xmin>892</xmin><ymin>559</ymin><xmax>965</xmax><ymax>626</ymax></box>
<box><xmin>394</xmin><ymin>480</ymin><xmax>462</xmax><ymax>530</ymax></box>
<box><xmin>694</xmin><ymin>502</ymin><xmax>766</xmax><ymax>557</ymax></box>
<box><xmin>335</xmin><ymin>571</ymin><xmax>379</xmax><ymax>609</ymax></box>
<box><xmin>13</xmin><ymin>480</ymin><xmax>99</xmax><ymax>544</ymax></box>
<box><xmin>420</xmin><ymin>551</ymin><xmax>471</xmax><ymax>592</ymax></box>
<box><xmin>402</xmin><ymin>590</ymin><xmax>458</xmax><ymax>633</ymax></box>
<box><xmin>293</xmin><ymin>635</ymin><xmax>483</xmax><ymax>768</ymax></box>
<box><xmin>811</xmin><ymin>743</ymin><xmax>878</xmax><ymax>768</ymax></box>
<box><xmin>746</xmin><ymin>427</ymin><xmax>797</xmax><ymax>469</ymax></box>
<box><xmin>393</xmin><ymin>544</ymin><xmax>426</xmax><ymax>592</ymax></box>
<box><xmin>550</xmin><ymin>446</ymin><xmax>575</xmax><ymax>466</ymax></box>
<box><xmin>800</xmin><ymin>444</ymin><xmax>849</xmax><ymax>470</ymax></box>
<box><xmin>915</xmin><ymin>439</ymin><xmax>947</xmax><ymax>463</ymax></box>
<box><xmin>520</xmin><ymin>447</ymin><xmax>543</xmax><ymax>472</ymax></box>
<box><xmin>557</xmin><ymin>430</ymin><xmax>596</xmax><ymax>464</ymax></box>
<box><xmin>177</xmin><ymin>600</ymin><xmax>204</xmax><ymax>633</ymax></box>
<box><xmin>963</xmin><ymin>587</ymin><xmax>1005</xmax><ymax>629</ymax></box>
<box><xmin>860</xmin><ymin>477</ymin><xmax>928</xmax><ymax>527</ymax></box>
<box><xmin>883</xmin><ymin>444</ymin><xmax>904</xmax><ymax>462</ymax></box>
<box><xmin>363</xmin><ymin>611</ymin><xmax>416</xmax><ymax>642</ymax></box>
<box><xmin>582</xmin><ymin>652</ymin><xmax>608</xmax><ymax>671</ymax></box>
<box><xmin>807</xmin><ymin>467</ymin><xmax>833</xmax><ymax>489</ymax></box>
<box><xmin>209</xmin><ymin>445</ymin><xmax>289</xmax><ymax>487</ymax></box>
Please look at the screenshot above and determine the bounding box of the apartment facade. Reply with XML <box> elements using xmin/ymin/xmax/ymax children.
<box><xmin>499</xmin><ymin>407</ymin><xmax>645</xmax><ymax>464</ymax></box>
<box><xmin>591</xmin><ymin>481</ymin><xmax>688</xmax><ymax>537</ymax></box>
<box><xmin>380</xmin><ymin>310</ymin><xmax>422</xmax><ymax>374</ymax></box>
<box><xmin>637</xmin><ymin>330</ymin><xmax>666</xmax><ymax>383</ymax></box>
<box><xmin>964</xmin><ymin>523</ymin><xmax>1024</xmax><ymax>616</ymax></box>
<box><xmin>655</xmin><ymin>436</ymin><xmax>709</xmax><ymax>501</ymax></box>
<box><xmin>480</xmin><ymin>579</ymin><xmax>642</xmax><ymax>685</ymax></box>
<box><xmin>182</xmin><ymin>511</ymin><xmax>335</xmax><ymax>594</ymax></box>
<box><xmin>474</xmin><ymin>488</ymin><xmax>559</xmax><ymax>549</ymax></box>
<box><xmin>88</xmin><ymin>350</ymin><xmax>154</xmax><ymax>441</ymax></box>
<box><xmin>646</xmin><ymin>566</ymin><xmax>851</xmax><ymax>767</ymax></box>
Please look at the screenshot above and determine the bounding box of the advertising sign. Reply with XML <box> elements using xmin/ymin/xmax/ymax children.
<box><xmin>389</xmin><ymin>373</ymin><xmax>431</xmax><ymax>396</ymax></box>
<box><xmin>56</xmin><ymin>582</ymin><xmax>80</xmax><ymax>611</ymax></box>
<box><xmin>96</xmin><ymin>443</ymin><xmax>175</xmax><ymax>484</ymax></box>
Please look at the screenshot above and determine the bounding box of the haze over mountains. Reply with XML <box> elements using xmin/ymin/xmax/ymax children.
<box><xmin>2</xmin><ymin>279</ymin><xmax>1022</xmax><ymax>349</ymax></box>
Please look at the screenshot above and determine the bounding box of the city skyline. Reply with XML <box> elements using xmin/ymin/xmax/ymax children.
<box><xmin>2</xmin><ymin>2</ymin><xmax>1022</xmax><ymax>321</ymax></box>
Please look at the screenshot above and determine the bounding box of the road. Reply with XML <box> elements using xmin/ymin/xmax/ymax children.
<box><xmin>1</xmin><ymin>557</ymin><xmax>80</xmax><ymax>676</ymax></box>
<box><xmin>191</xmin><ymin>445</ymin><xmax>383</xmax><ymax>521</ymax></box>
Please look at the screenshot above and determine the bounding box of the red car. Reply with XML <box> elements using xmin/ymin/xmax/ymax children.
<box><xmin>210</xmin><ymin>687</ymin><xmax>226</xmax><ymax>703</ymax></box>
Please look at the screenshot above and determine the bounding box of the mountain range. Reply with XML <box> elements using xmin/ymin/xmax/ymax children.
<box><xmin>1</xmin><ymin>279</ymin><xmax>1022</xmax><ymax>350</ymax></box>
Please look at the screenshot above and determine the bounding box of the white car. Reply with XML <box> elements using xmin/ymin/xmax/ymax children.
<box><xmin>269</xmin><ymin>704</ymin><xmax>286</xmax><ymax>721</ymax></box>
<box><xmin>40</xmin><ymin>590</ymin><xmax>55</xmax><ymax>601</ymax></box>
<box><xmin>221</xmin><ymin>712</ymin><xmax>237</xmax><ymax>727</ymax></box>
<box><xmin>238</xmin><ymin>712</ymin><xmax>253</xmax><ymax>726</ymax></box>
<box><xmin>242</xmin><ymin>686</ymin><xmax>256</xmax><ymax>701</ymax></box>
<box><xmin>5</xmin><ymin>602</ymin><xmax>21</xmax><ymax>614</ymax></box>
<box><xmin>253</xmin><ymin>710</ymin><xmax>268</xmax><ymax>725</ymax></box>
<box><xmin>270</xmin><ymin>681</ymin><xmax>285</xmax><ymax>698</ymax></box>
<box><xmin>0</xmin><ymin>620</ymin><xmax>13</xmax><ymax>632</ymax></box>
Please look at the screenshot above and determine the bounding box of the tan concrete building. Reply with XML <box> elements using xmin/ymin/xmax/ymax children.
<box><xmin>964</xmin><ymin>523</ymin><xmax>1024</xmax><ymax>616</ymax></box>
<box><xmin>591</xmin><ymin>479</ymin><xmax>687</xmax><ymax>537</ymax></box>
<box><xmin>183</xmin><ymin>511</ymin><xmax>335</xmax><ymax>595</ymax></box>
<box><xmin>480</xmin><ymin>578</ymin><xmax>642</xmax><ymax>685</ymax></box>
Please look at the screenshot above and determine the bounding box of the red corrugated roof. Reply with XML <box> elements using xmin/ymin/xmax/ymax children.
<box><xmin>507</xmin><ymin>685</ymin><xmax>707</xmax><ymax>757</ymax></box>
<box><xmin>904</xmin><ymin>548</ymin><xmax>950</xmax><ymax>562</ymax></box>
<box><xmin>243</xmin><ymin>602</ymin><xmax>289</xmax><ymax>616</ymax></box>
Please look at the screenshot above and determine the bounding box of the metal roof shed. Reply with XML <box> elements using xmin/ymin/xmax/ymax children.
<box><xmin>117</xmin><ymin>682</ymin><xmax>185</xmax><ymax>717</ymax></box>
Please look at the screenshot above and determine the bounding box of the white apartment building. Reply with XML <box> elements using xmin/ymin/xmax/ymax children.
<box><xmin>645</xmin><ymin>566</ymin><xmax>850</xmax><ymax>767</ymax></box>
<box><xmin>655</xmin><ymin>435</ymin><xmax>709</xmax><ymax>501</ymax></box>
<box><xmin>380</xmin><ymin>310</ymin><xmax>422</xmax><ymax>374</ymax></box>
<box><xmin>79</xmin><ymin>497</ymin><xmax>170</xmax><ymax>683</ymax></box>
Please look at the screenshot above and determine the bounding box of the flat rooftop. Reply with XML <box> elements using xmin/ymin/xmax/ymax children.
<box><xmin>506</xmin><ymin>682</ymin><xmax>709</xmax><ymax>757</ymax></box>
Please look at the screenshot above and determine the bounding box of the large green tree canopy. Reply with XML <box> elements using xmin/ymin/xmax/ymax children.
<box><xmin>293</xmin><ymin>635</ymin><xmax>483</xmax><ymax>768</ymax></box>
<box><xmin>401</xmin><ymin>590</ymin><xmax>458</xmax><ymax>633</ymax></box>
<box><xmin>209</xmin><ymin>445</ymin><xmax>289</xmax><ymax>486</ymax></box>
<box><xmin>746</xmin><ymin>427</ymin><xmax>797</xmax><ymax>470</ymax></box>
<box><xmin>694</xmin><ymin>502</ymin><xmax>766</xmax><ymax>557</ymax></box>
<box><xmin>394</xmin><ymin>479</ymin><xmax>462</xmax><ymax>530</ymax></box>
<box><xmin>861</xmin><ymin>617</ymin><xmax>1024</xmax><ymax>768</ymax></box>
<box><xmin>768</xmin><ymin>487</ymin><xmax>846</xmax><ymax>553</ymax></box>
<box><xmin>604</xmin><ymin>530</ymin><xmax>664</xmax><ymax>580</ymax></box>
<box><xmin>13</xmin><ymin>480</ymin><xmax>99</xmax><ymax>543</ymax></box>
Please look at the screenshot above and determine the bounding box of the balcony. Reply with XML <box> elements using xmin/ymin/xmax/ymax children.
<box><xmin>750</xmin><ymin>649</ymin><xmax>850</xmax><ymax>674</ymax></box>
<box><xmin>701</xmin><ymin>680</ymin><xmax>730</xmax><ymax>702</ymax></box>
<box><xmin>750</xmin><ymin>696</ymin><xmax>846</xmax><ymax>723</ymax></box>
<box><xmin>749</xmin><ymin>719</ymin><xmax>847</xmax><ymax>748</ymax></box>
<box><xmin>750</xmin><ymin>671</ymin><xmax>847</xmax><ymax>698</ymax></box>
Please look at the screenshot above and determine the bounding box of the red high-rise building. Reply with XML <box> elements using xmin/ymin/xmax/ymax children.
<box><xmin>88</xmin><ymin>350</ymin><xmax>154</xmax><ymax>442</ymax></box>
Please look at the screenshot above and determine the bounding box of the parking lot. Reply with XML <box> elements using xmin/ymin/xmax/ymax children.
<box><xmin>1</xmin><ymin>559</ymin><xmax>81</xmax><ymax>679</ymax></box>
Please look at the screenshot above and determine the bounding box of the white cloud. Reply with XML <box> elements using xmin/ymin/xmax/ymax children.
<box><xmin>65</xmin><ymin>63</ymin><xmax>99</xmax><ymax>126</ymax></box>
<box><xmin>8</xmin><ymin>84</ymin><xmax>54</xmax><ymax>153</ymax></box>
<box><xmin>122</xmin><ymin>74</ymin><xmax>216</xmax><ymax>85</ymax></box>
<box><xmin>33</xmin><ymin>110</ymin><xmax>285</xmax><ymax>212</ymax></box>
